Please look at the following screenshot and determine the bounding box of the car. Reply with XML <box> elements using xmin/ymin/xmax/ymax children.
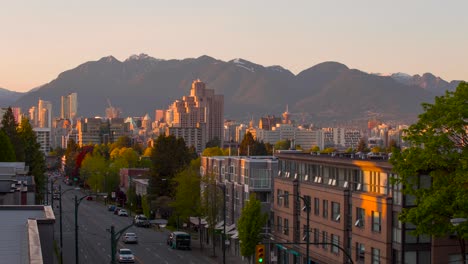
<box><xmin>117</xmin><ymin>248</ymin><xmax>135</xmax><ymax>263</ymax></box>
<box><xmin>134</xmin><ymin>214</ymin><xmax>150</xmax><ymax>228</ymax></box>
<box><xmin>118</xmin><ymin>209</ymin><xmax>128</xmax><ymax>217</ymax></box>
<box><xmin>167</xmin><ymin>231</ymin><xmax>191</xmax><ymax>250</ymax></box>
<box><xmin>108</xmin><ymin>205</ymin><xmax>116</xmax><ymax>212</ymax></box>
<box><xmin>114</xmin><ymin>208</ymin><xmax>121</xmax><ymax>215</ymax></box>
<box><xmin>122</xmin><ymin>232</ymin><xmax>138</xmax><ymax>244</ymax></box>
<box><xmin>86</xmin><ymin>196</ymin><xmax>93</xmax><ymax>201</ymax></box>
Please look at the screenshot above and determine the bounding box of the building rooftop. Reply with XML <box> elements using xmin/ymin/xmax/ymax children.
<box><xmin>0</xmin><ymin>206</ymin><xmax>55</xmax><ymax>264</ymax></box>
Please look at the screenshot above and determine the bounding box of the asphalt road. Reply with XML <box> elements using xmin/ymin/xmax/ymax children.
<box><xmin>54</xmin><ymin>180</ymin><xmax>218</xmax><ymax>264</ymax></box>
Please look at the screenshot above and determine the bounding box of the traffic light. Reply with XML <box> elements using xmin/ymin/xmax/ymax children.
<box><xmin>256</xmin><ymin>244</ymin><xmax>265</xmax><ymax>263</ymax></box>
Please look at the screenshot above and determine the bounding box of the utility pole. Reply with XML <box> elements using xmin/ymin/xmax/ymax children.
<box><xmin>75</xmin><ymin>194</ymin><xmax>88</xmax><ymax>264</ymax></box>
<box><xmin>109</xmin><ymin>223</ymin><xmax>135</xmax><ymax>264</ymax></box>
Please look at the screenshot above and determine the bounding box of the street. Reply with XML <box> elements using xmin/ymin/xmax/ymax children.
<box><xmin>54</xmin><ymin>180</ymin><xmax>218</xmax><ymax>264</ymax></box>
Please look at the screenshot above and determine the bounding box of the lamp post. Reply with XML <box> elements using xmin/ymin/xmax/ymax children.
<box><xmin>75</xmin><ymin>194</ymin><xmax>89</xmax><ymax>264</ymax></box>
<box><xmin>279</xmin><ymin>193</ymin><xmax>311</xmax><ymax>264</ymax></box>
<box><xmin>58</xmin><ymin>185</ymin><xmax>80</xmax><ymax>264</ymax></box>
<box><xmin>215</xmin><ymin>184</ymin><xmax>226</xmax><ymax>264</ymax></box>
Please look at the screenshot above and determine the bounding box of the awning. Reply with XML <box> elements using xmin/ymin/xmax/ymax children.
<box><xmin>189</xmin><ymin>217</ymin><xmax>207</xmax><ymax>226</ymax></box>
<box><xmin>215</xmin><ymin>221</ymin><xmax>225</xmax><ymax>230</ymax></box>
<box><xmin>276</xmin><ymin>244</ymin><xmax>287</xmax><ymax>250</ymax></box>
<box><xmin>222</xmin><ymin>223</ymin><xmax>236</xmax><ymax>234</ymax></box>
<box><xmin>231</xmin><ymin>231</ymin><xmax>239</xmax><ymax>239</ymax></box>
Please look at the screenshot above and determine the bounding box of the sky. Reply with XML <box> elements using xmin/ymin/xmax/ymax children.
<box><xmin>1</xmin><ymin>0</ymin><xmax>467</xmax><ymax>92</ymax></box>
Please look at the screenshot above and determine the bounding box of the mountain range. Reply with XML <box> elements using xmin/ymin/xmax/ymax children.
<box><xmin>3</xmin><ymin>54</ymin><xmax>463</xmax><ymax>125</ymax></box>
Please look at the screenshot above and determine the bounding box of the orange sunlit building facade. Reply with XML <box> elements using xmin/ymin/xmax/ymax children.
<box><xmin>272</xmin><ymin>151</ymin><xmax>464</xmax><ymax>264</ymax></box>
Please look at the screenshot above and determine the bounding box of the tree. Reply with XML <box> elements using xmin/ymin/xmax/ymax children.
<box><xmin>148</xmin><ymin>135</ymin><xmax>191</xmax><ymax>199</ymax></box>
<box><xmin>238</xmin><ymin>194</ymin><xmax>268</xmax><ymax>263</ymax></box>
<box><xmin>18</xmin><ymin>118</ymin><xmax>46</xmax><ymax>202</ymax></box>
<box><xmin>309</xmin><ymin>145</ymin><xmax>320</xmax><ymax>152</ymax></box>
<box><xmin>240</xmin><ymin>132</ymin><xmax>268</xmax><ymax>156</ymax></box>
<box><xmin>274</xmin><ymin>139</ymin><xmax>291</xmax><ymax>151</ymax></box>
<box><xmin>391</xmin><ymin>82</ymin><xmax>468</xmax><ymax>261</ymax></box>
<box><xmin>170</xmin><ymin>159</ymin><xmax>201</xmax><ymax>223</ymax></box>
<box><xmin>0</xmin><ymin>130</ymin><xmax>15</xmax><ymax>161</ymax></box>
<box><xmin>200</xmin><ymin>172</ymin><xmax>223</xmax><ymax>257</ymax></box>
<box><xmin>202</xmin><ymin>147</ymin><xmax>225</xmax><ymax>157</ymax></box>
<box><xmin>1</xmin><ymin>107</ymin><xmax>24</xmax><ymax>161</ymax></box>
<box><xmin>205</xmin><ymin>137</ymin><xmax>221</xmax><ymax>148</ymax></box>
<box><xmin>356</xmin><ymin>138</ymin><xmax>368</xmax><ymax>152</ymax></box>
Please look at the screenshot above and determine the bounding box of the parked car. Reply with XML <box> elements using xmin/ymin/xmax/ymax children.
<box><xmin>122</xmin><ymin>232</ymin><xmax>138</xmax><ymax>244</ymax></box>
<box><xmin>114</xmin><ymin>208</ymin><xmax>121</xmax><ymax>215</ymax></box>
<box><xmin>134</xmin><ymin>214</ymin><xmax>150</xmax><ymax>228</ymax></box>
<box><xmin>108</xmin><ymin>205</ymin><xmax>116</xmax><ymax>212</ymax></box>
<box><xmin>86</xmin><ymin>196</ymin><xmax>93</xmax><ymax>201</ymax></box>
<box><xmin>118</xmin><ymin>209</ymin><xmax>128</xmax><ymax>217</ymax></box>
<box><xmin>167</xmin><ymin>231</ymin><xmax>191</xmax><ymax>250</ymax></box>
<box><xmin>117</xmin><ymin>248</ymin><xmax>135</xmax><ymax>263</ymax></box>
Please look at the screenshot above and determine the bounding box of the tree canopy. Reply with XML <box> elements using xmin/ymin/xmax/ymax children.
<box><xmin>238</xmin><ymin>194</ymin><xmax>268</xmax><ymax>260</ymax></box>
<box><xmin>391</xmin><ymin>82</ymin><xmax>468</xmax><ymax>240</ymax></box>
<box><xmin>1</xmin><ymin>107</ymin><xmax>24</xmax><ymax>161</ymax></box>
<box><xmin>239</xmin><ymin>132</ymin><xmax>268</xmax><ymax>156</ymax></box>
<box><xmin>0</xmin><ymin>130</ymin><xmax>15</xmax><ymax>162</ymax></box>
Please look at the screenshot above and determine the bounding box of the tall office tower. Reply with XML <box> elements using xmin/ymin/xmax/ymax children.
<box><xmin>154</xmin><ymin>109</ymin><xmax>165</xmax><ymax>123</ymax></box>
<box><xmin>28</xmin><ymin>106</ymin><xmax>38</xmax><ymax>127</ymax></box>
<box><xmin>38</xmin><ymin>99</ymin><xmax>52</xmax><ymax>128</ymax></box>
<box><xmin>168</xmin><ymin>79</ymin><xmax>224</xmax><ymax>150</ymax></box>
<box><xmin>61</xmin><ymin>92</ymin><xmax>78</xmax><ymax>120</ymax></box>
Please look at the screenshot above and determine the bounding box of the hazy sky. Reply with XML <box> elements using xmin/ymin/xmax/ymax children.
<box><xmin>1</xmin><ymin>0</ymin><xmax>467</xmax><ymax>92</ymax></box>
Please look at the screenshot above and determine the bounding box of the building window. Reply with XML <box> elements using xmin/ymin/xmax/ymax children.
<box><xmin>372</xmin><ymin>248</ymin><xmax>380</xmax><ymax>264</ymax></box>
<box><xmin>284</xmin><ymin>191</ymin><xmax>289</xmax><ymax>208</ymax></box>
<box><xmin>331</xmin><ymin>234</ymin><xmax>340</xmax><ymax>254</ymax></box>
<box><xmin>323</xmin><ymin>200</ymin><xmax>328</xmax><ymax>219</ymax></box>
<box><xmin>356</xmin><ymin>207</ymin><xmax>365</xmax><ymax>228</ymax></box>
<box><xmin>277</xmin><ymin>189</ymin><xmax>282</xmax><ymax>206</ymax></box>
<box><xmin>370</xmin><ymin>171</ymin><xmax>381</xmax><ymax>193</ymax></box>
<box><xmin>314</xmin><ymin>228</ymin><xmax>319</xmax><ymax>246</ymax></box>
<box><xmin>356</xmin><ymin>243</ymin><xmax>365</xmax><ymax>263</ymax></box>
<box><xmin>314</xmin><ymin>198</ymin><xmax>320</xmax><ymax>216</ymax></box>
<box><xmin>304</xmin><ymin>195</ymin><xmax>311</xmax><ymax>214</ymax></box>
<box><xmin>332</xmin><ymin>202</ymin><xmax>341</xmax><ymax>222</ymax></box>
<box><xmin>277</xmin><ymin>216</ymin><xmax>282</xmax><ymax>232</ymax></box>
<box><xmin>372</xmin><ymin>211</ymin><xmax>381</xmax><ymax>232</ymax></box>
<box><xmin>322</xmin><ymin>231</ymin><xmax>328</xmax><ymax>250</ymax></box>
<box><xmin>284</xmin><ymin>218</ymin><xmax>289</xmax><ymax>235</ymax></box>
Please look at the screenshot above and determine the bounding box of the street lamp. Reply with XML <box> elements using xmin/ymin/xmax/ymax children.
<box><xmin>58</xmin><ymin>185</ymin><xmax>80</xmax><ymax>264</ymax></box>
<box><xmin>279</xmin><ymin>193</ymin><xmax>311</xmax><ymax>264</ymax></box>
<box><xmin>75</xmin><ymin>194</ymin><xmax>89</xmax><ymax>264</ymax></box>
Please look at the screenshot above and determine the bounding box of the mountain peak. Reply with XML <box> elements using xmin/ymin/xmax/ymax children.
<box><xmin>99</xmin><ymin>56</ymin><xmax>120</xmax><ymax>63</ymax></box>
<box><xmin>125</xmin><ymin>53</ymin><xmax>162</xmax><ymax>62</ymax></box>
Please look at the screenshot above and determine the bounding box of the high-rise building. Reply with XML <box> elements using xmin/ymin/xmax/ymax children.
<box><xmin>38</xmin><ymin>99</ymin><xmax>52</xmax><ymax>128</ymax></box>
<box><xmin>61</xmin><ymin>92</ymin><xmax>78</xmax><ymax>120</ymax></box>
<box><xmin>167</xmin><ymin>79</ymin><xmax>224</xmax><ymax>150</ymax></box>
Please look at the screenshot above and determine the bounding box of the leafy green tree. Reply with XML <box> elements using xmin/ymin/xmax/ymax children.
<box><xmin>309</xmin><ymin>145</ymin><xmax>320</xmax><ymax>152</ymax></box>
<box><xmin>202</xmin><ymin>147</ymin><xmax>225</xmax><ymax>157</ymax></box>
<box><xmin>80</xmin><ymin>152</ymin><xmax>108</xmax><ymax>193</ymax></box>
<box><xmin>274</xmin><ymin>139</ymin><xmax>291</xmax><ymax>151</ymax></box>
<box><xmin>0</xmin><ymin>130</ymin><xmax>15</xmax><ymax>161</ymax></box>
<box><xmin>1</xmin><ymin>107</ymin><xmax>24</xmax><ymax>161</ymax></box>
<box><xmin>240</xmin><ymin>132</ymin><xmax>268</xmax><ymax>155</ymax></box>
<box><xmin>113</xmin><ymin>135</ymin><xmax>132</xmax><ymax>149</ymax></box>
<box><xmin>18</xmin><ymin>118</ymin><xmax>46</xmax><ymax>203</ymax></box>
<box><xmin>391</xmin><ymin>83</ymin><xmax>468</xmax><ymax>259</ymax></box>
<box><xmin>205</xmin><ymin>137</ymin><xmax>221</xmax><ymax>148</ymax></box>
<box><xmin>371</xmin><ymin>146</ymin><xmax>383</xmax><ymax>153</ymax></box>
<box><xmin>64</xmin><ymin>138</ymin><xmax>79</xmax><ymax>178</ymax></box>
<box><xmin>238</xmin><ymin>194</ymin><xmax>268</xmax><ymax>263</ymax></box>
<box><xmin>148</xmin><ymin>134</ymin><xmax>191</xmax><ymax>199</ymax></box>
<box><xmin>170</xmin><ymin>159</ymin><xmax>201</xmax><ymax>223</ymax></box>
<box><xmin>200</xmin><ymin>172</ymin><xmax>223</xmax><ymax>257</ymax></box>
<box><xmin>321</xmin><ymin>147</ymin><xmax>336</xmax><ymax>154</ymax></box>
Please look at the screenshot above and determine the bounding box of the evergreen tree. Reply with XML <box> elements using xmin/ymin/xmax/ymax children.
<box><xmin>18</xmin><ymin>118</ymin><xmax>46</xmax><ymax>203</ymax></box>
<box><xmin>1</xmin><ymin>107</ymin><xmax>24</xmax><ymax>161</ymax></box>
<box><xmin>0</xmin><ymin>130</ymin><xmax>15</xmax><ymax>161</ymax></box>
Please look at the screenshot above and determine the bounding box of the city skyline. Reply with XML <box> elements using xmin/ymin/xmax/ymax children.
<box><xmin>1</xmin><ymin>0</ymin><xmax>467</xmax><ymax>92</ymax></box>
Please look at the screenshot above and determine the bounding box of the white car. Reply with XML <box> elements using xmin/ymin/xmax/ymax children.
<box><xmin>118</xmin><ymin>248</ymin><xmax>135</xmax><ymax>263</ymax></box>
<box><xmin>118</xmin><ymin>209</ymin><xmax>128</xmax><ymax>217</ymax></box>
<box><xmin>123</xmin><ymin>232</ymin><xmax>138</xmax><ymax>244</ymax></box>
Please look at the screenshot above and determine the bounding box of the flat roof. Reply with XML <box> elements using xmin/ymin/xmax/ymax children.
<box><xmin>0</xmin><ymin>206</ymin><xmax>54</xmax><ymax>264</ymax></box>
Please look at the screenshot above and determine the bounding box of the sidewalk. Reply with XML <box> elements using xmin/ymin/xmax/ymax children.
<box><xmin>189</xmin><ymin>237</ymin><xmax>245</xmax><ymax>264</ymax></box>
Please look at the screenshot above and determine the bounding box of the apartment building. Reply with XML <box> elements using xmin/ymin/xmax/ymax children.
<box><xmin>200</xmin><ymin>155</ymin><xmax>278</xmax><ymax>256</ymax></box>
<box><xmin>272</xmin><ymin>151</ymin><xmax>463</xmax><ymax>264</ymax></box>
